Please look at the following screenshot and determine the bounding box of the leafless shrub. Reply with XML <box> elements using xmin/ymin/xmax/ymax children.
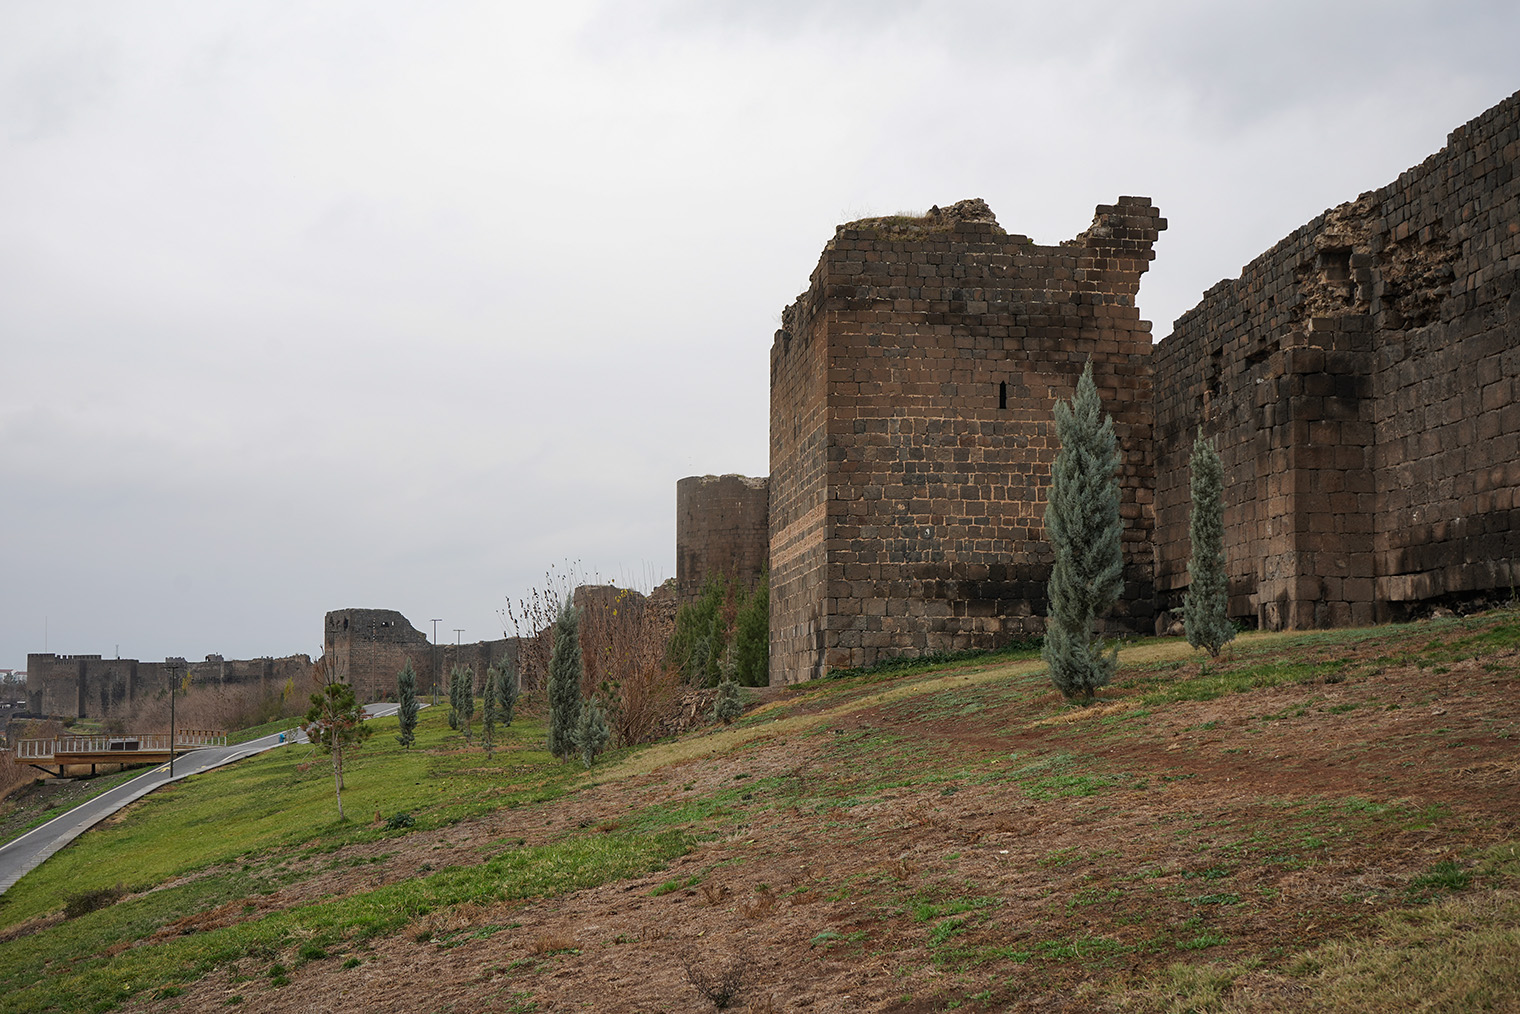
<box><xmin>2</xmin><ymin>719</ymin><xmax>63</xmax><ymax>800</ymax></box>
<box><xmin>682</xmin><ymin>952</ymin><xmax>747</xmax><ymax>1009</ymax></box>
<box><xmin>503</xmin><ymin>563</ymin><xmax>684</xmax><ymax>747</ymax></box>
<box><xmin>100</xmin><ymin>682</ymin><xmax>301</xmax><ymax>737</ymax></box>
<box><xmin>886</xmin><ymin>857</ymin><xmax>917</xmax><ymax>881</ymax></box>
<box><xmin>747</xmin><ymin>993</ymin><xmax>779</xmax><ymax>1014</ymax></box>
<box><xmin>699</xmin><ymin>881</ymin><xmax>730</xmax><ymax>907</ymax></box>
<box><xmin>578</xmin><ymin>584</ymin><xmax>683</xmax><ymax>747</ymax></box>
<box><xmin>501</xmin><ymin>563</ymin><xmax>586</xmax><ymax>696</ymax></box>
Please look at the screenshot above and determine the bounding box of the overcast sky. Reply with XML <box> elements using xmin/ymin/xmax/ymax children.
<box><xmin>2</xmin><ymin>1</ymin><xmax>1516</xmax><ymax>671</ymax></box>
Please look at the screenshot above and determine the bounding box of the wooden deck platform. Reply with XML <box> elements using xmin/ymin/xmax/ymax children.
<box><xmin>11</xmin><ymin>731</ymin><xmax>227</xmax><ymax>774</ymax></box>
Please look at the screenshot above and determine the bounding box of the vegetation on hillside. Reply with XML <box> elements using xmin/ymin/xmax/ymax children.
<box><xmin>0</xmin><ymin>608</ymin><xmax>1516</xmax><ymax>1012</ymax></box>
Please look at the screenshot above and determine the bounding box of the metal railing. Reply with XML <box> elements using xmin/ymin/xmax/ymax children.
<box><xmin>12</xmin><ymin>730</ymin><xmax>226</xmax><ymax>760</ymax></box>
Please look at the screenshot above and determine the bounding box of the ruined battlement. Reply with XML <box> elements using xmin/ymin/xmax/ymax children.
<box><xmin>769</xmin><ymin>196</ymin><xmax>1164</xmax><ymax>683</ymax></box>
<box><xmin>323</xmin><ymin>608</ymin><xmax>518</xmax><ymax>703</ymax></box>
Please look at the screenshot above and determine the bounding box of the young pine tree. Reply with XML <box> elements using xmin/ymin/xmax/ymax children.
<box><xmin>481</xmin><ymin>666</ymin><xmax>498</xmax><ymax>756</ymax></box>
<box><xmin>447</xmin><ymin>666</ymin><xmax>461</xmax><ymax>731</ymax></box>
<box><xmin>395</xmin><ymin>660</ymin><xmax>419</xmax><ymax>749</ymax></box>
<box><xmin>1042</xmin><ymin>359</ymin><xmax>1124</xmax><ymax>703</ymax></box>
<box><xmin>730</xmin><ymin>572</ymin><xmax>769</xmax><ymax>687</ymax></box>
<box><xmin>572</xmin><ymin>696</ymin><xmax>611</xmax><ymax>769</ymax></box>
<box><xmin>496</xmin><ymin>656</ymin><xmax>520</xmax><ymax>726</ymax></box>
<box><xmin>459</xmin><ymin>666</ymin><xmax>476</xmax><ymax>740</ymax></box>
<box><xmin>1184</xmin><ymin>429</ymin><xmax>1235</xmax><ymax>658</ymax></box>
<box><xmin>713</xmin><ymin>642</ymin><xmax>745</xmax><ymax>725</ymax></box>
<box><xmin>301</xmin><ymin>666</ymin><xmax>373</xmax><ymax>822</ymax></box>
<box><xmin>547</xmin><ymin>598</ymin><xmax>584</xmax><ymax>761</ymax></box>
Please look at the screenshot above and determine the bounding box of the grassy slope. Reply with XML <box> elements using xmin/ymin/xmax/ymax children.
<box><xmin>0</xmin><ymin>611</ymin><xmax>1516</xmax><ymax>1012</ymax></box>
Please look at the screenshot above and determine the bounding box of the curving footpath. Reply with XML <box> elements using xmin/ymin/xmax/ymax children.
<box><xmin>0</xmin><ymin>702</ymin><xmax>411</xmax><ymax>896</ymax></box>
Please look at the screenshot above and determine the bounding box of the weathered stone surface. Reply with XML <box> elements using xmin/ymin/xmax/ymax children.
<box><xmin>26</xmin><ymin>652</ymin><xmax>311</xmax><ymax>720</ymax></box>
<box><xmin>676</xmin><ymin>474</ymin><xmax>769</xmax><ymax>601</ymax></box>
<box><xmin>768</xmin><ymin>198</ymin><xmax>1164</xmax><ymax>683</ymax></box>
<box><xmin>1153</xmin><ymin>88</ymin><xmax>1520</xmax><ymax>630</ymax></box>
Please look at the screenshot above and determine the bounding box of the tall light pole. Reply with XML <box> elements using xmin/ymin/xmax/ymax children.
<box><xmin>430</xmin><ymin>619</ymin><xmax>442</xmax><ymax>700</ymax></box>
<box><xmin>165</xmin><ymin>657</ymin><xmax>185</xmax><ymax>777</ymax></box>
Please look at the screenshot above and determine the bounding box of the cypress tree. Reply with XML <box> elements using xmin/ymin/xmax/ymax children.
<box><xmin>1042</xmin><ymin>359</ymin><xmax>1124</xmax><ymax>703</ymax></box>
<box><xmin>730</xmin><ymin>573</ymin><xmax>769</xmax><ymax>687</ymax></box>
<box><xmin>713</xmin><ymin>644</ymin><xmax>744</xmax><ymax>724</ymax></box>
<box><xmin>449</xmin><ymin>666</ymin><xmax>474</xmax><ymax>741</ymax></box>
<box><xmin>395</xmin><ymin>661</ymin><xmax>419</xmax><ymax>749</ymax></box>
<box><xmin>547</xmin><ymin>598</ymin><xmax>584</xmax><ymax>761</ymax></box>
<box><xmin>481</xmin><ymin>666</ymin><xmax>498</xmax><ymax>756</ymax></box>
<box><xmin>446</xmin><ymin>666</ymin><xmax>461</xmax><ymax>730</ymax></box>
<box><xmin>572</xmin><ymin>696</ymin><xmax>611</xmax><ymax>768</ymax></box>
<box><xmin>459</xmin><ymin>666</ymin><xmax>475</xmax><ymax>740</ymax></box>
<box><xmin>497</xmin><ymin>656</ymin><xmax>520</xmax><ymax>725</ymax></box>
<box><xmin>1184</xmin><ymin>429</ymin><xmax>1235</xmax><ymax>657</ymax></box>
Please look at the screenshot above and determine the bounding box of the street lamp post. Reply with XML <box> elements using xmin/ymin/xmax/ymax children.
<box><xmin>430</xmin><ymin>619</ymin><xmax>442</xmax><ymax>699</ymax></box>
<box><xmin>165</xmin><ymin>657</ymin><xmax>185</xmax><ymax>777</ymax></box>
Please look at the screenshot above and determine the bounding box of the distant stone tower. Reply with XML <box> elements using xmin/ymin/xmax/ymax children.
<box><xmin>768</xmin><ymin>197</ymin><xmax>1164</xmax><ymax>684</ymax></box>
<box><xmin>323</xmin><ymin>609</ymin><xmax>433</xmax><ymax>702</ymax></box>
<box><xmin>675</xmin><ymin>474</ymin><xmax>770</xmax><ymax>602</ymax></box>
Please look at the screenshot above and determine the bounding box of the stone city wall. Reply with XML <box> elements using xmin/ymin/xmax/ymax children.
<box><xmin>26</xmin><ymin>652</ymin><xmax>311</xmax><ymax>720</ymax></box>
<box><xmin>322</xmin><ymin>608</ymin><xmax>519</xmax><ymax>703</ymax></box>
<box><xmin>1153</xmin><ymin>88</ymin><xmax>1520</xmax><ymax>628</ymax></box>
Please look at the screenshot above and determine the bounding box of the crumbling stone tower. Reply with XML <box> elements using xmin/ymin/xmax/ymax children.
<box><xmin>769</xmin><ymin>198</ymin><xmax>1164</xmax><ymax>684</ymax></box>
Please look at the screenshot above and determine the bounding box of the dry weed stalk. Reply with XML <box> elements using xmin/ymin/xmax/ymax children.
<box><xmin>681</xmin><ymin>951</ymin><xmax>747</xmax><ymax>1010</ymax></box>
<box><xmin>886</xmin><ymin>857</ymin><xmax>917</xmax><ymax>881</ymax></box>
<box><xmin>699</xmin><ymin>881</ymin><xmax>730</xmax><ymax>907</ymax></box>
<box><xmin>738</xmin><ymin>885</ymin><xmax>776</xmax><ymax>919</ymax></box>
<box><xmin>500</xmin><ymin>563</ymin><xmax>585</xmax><ymax>696</ymax></box>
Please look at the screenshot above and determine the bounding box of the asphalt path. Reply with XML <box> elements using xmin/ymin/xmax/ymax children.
<box><xmin>0</xmin><ymin>702</ymin><xmax>411</xmax><ymax>896</ymax></box>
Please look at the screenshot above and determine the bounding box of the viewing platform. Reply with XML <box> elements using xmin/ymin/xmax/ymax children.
<box><xmin>11</xmin><ymin>731</ymin><xmax>227</xmax><ymax>775</ymax></box>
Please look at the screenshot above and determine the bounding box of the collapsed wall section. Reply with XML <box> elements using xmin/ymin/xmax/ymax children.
<box><xmin>1153</xmin><ymin>89</ymin><xmax>1520</xmax><ymax>628</ymax></box>
<box><xmin>675</xmin><ymin>474</ymin><xmax>770</xmax><ymax>601</ymax></box>
<box><xmin>770</xmin><ymin>198</ymin><xmax>1164</xmax><ymax>684</ymax></box>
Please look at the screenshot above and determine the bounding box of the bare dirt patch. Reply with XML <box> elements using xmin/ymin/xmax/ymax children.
<box><xmin>98</xmin><ymin>615</ymin><xmax>1520</xmax><ymax>1012</ymax></box>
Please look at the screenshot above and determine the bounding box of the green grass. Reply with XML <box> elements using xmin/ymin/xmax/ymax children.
<box><xmin>0</xmin><ymin>709</ymin><xmax>581</xmax><ymax>929</ymax></box>
<box><xmin>0</xmin><ymin>830</ymin><xmax>689</xmax><ymax>1014</ymax></box>
<box><xmin>1132</xmin><ymin>659</ymin><xmax>1347</xmax><ymax>705</ymax></box>
<box><xmin>0</xmin><ymin>768</ymin><xmax>145</xmax><ymax>850</ymax></box>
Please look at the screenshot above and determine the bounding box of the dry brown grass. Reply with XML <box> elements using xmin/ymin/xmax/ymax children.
<box><xmin>737</xmin><ymin>885</ymin><xmax>775</xmax><ymax>920</ymax></box>
<box><xmin>528</xmin><ymin>932</ymin><xmax>578</xmax><ymax>955</ymax></box>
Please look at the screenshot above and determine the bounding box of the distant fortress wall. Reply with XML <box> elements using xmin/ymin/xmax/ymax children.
<box><xmin>25</xmin><ymin>652</ymin><xmax>311</xmax><ymax>720</ymax></box>
<box><xmin>322</xmin><ymin>608</ymin><xmax>520</xmax><ymax>703</ymax></box>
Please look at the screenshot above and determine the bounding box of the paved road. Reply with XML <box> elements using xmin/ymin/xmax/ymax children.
<box><xmin>0</xmin><ymin>702</ymin><xmax>410</xmax><ymax>896</ymax></box>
